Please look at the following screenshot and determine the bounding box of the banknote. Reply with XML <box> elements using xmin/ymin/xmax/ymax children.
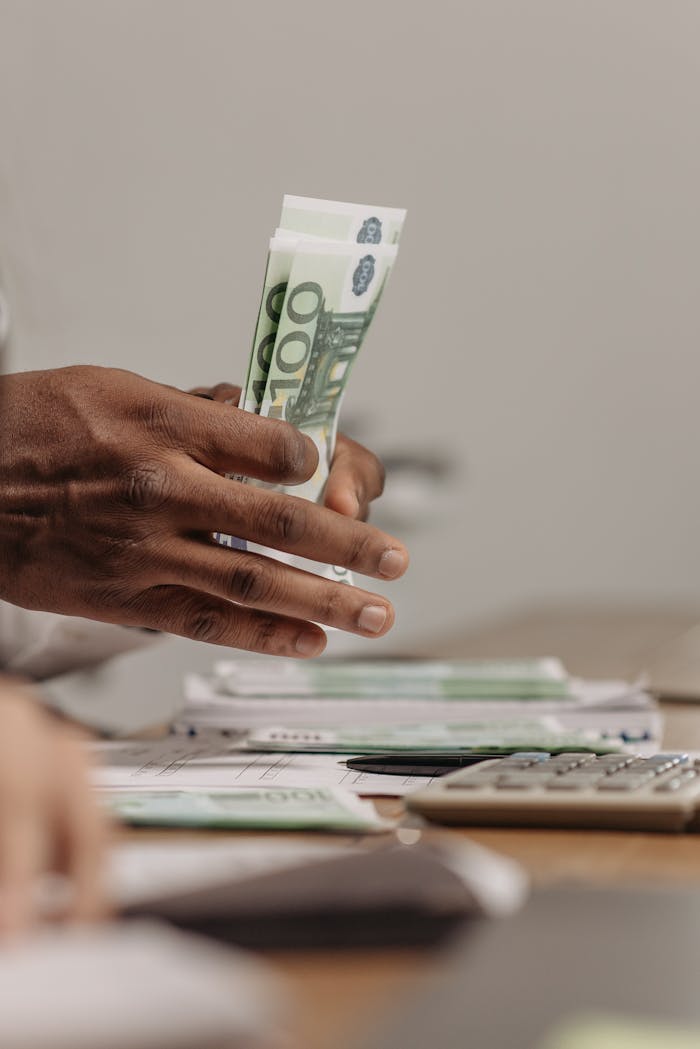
<box><xmin>106</xmin><ymin>785</ymin><xmax>393</xmax><ymax>832</ymax></box>
<box><xmin>280</xmin><ymin>194</ymin><xmax>406</xmax><ymax>245</ymax></box>
<box><xmin>239</xmin><ymin>237</ymin><xmax>297</xmax><ymax>415</ymax></box>
<box><xmin>244</xmin><ymin>720</ymin><xmax>619</xmax><ymax>754</ymax></box>
<box><xmin>213</xmin><ymin>658</ymin><xmax>571</xmax><ymax>700</ymax></box>
<box><xmin>216</xmin><ymin>196</ymin><xmax>405</xmax><ymax>582</ymax></box>
<box><xmin>239</xmin><ymin>196</ymin><xmax>405</xmax><ymax>422</ymax></box>
<box><xmin>256</xmin><ymin>238</ymin><xmax>398</xmax><ymax>504</ymax></box>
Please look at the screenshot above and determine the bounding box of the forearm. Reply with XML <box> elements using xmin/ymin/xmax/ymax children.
<box><xmin>0</xmin><ymin>603</ymin><xmax>160</xmax><ymax>681</ymax></box>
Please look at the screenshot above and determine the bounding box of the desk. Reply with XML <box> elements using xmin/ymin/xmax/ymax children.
<box><xmin>124</xmin><ymin>700</ymin><xmax>700</xmax><ymax>1049</ymax></box>
<box><xmin>260</xmin><ymin>700</ymin><xmax>700</xmax><ymax>1049</ymax></box>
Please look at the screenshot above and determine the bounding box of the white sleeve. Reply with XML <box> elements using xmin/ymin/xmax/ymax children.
<box><xmin>0</xmin><ymin>602</ymin><xmax>160</xmax><ymax>681</ymax></box>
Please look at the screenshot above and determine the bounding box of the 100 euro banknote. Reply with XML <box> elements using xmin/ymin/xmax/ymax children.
<box><xmin>106</xmin><ymin>786</ymin><xmax>393</xmax><ymax>832</ymax></box>
<box><xmin>216</xmin><ymin>196</ymin><xmax>405</xmax><ymax>585</ymax></box>
<box><xmin>240</xmin><ymin>195</ymin><xmax>406</xmax><ymax>415</ymax></box>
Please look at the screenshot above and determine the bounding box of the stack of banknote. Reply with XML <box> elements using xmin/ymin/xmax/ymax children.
<box><xmin>214</xmin><ymin>195</ymin><xmax>407</xmax><ymax>580</ymax></box>
<box><xmin>213</xmin><ymin>657</ymin><xmax>572</xmax><ymax>700</ymax></box>
<box><xmin>107</xmin><ymin>785</ymin><xmax>393</xmax><ymax>832</ymax></box>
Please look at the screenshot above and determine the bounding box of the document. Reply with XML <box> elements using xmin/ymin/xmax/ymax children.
<box><xmin>0</xmin><ymin>921</ymin><xmax>284</xmax><ymax>1049</ymax></box>
<box><xmin>182</xmin><ymin>669</ymin><xmax>659</xmax><ymax>733</ymax></box>
<box><xmin>92</xmin><ymin>736</ymin><xmax>436</xmax><ymax>797</ymax></box>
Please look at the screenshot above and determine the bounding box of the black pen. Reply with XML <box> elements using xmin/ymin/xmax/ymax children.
<box><xmin>345</xmin><ymin>752</ymin><xmax>508</xmax><ymax>777</ymax></box>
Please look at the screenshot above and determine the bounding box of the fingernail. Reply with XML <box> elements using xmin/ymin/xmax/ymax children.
<box><xmin>378</xmin><ymin>548</ymin><xmax>407</xmax><ymax>579</ymax></box>
<box><xmin>358</xmin><ymin>604</ymin><xmax>388</xmax><ymax>634</ymax></box>
<box><xmin>295</xmin><ymin>630</ymin><xmax>325</xmax><ymax>657</ymax></box>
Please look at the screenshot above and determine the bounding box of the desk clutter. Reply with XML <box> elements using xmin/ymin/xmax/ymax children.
<box><xmin>5</xmin><ymin>656</ymin><xmax>694</xmax><ymax>1049</ymax></box>
<box><xmin>93</xmin><ymin>656</ymin><xmax>662</xmax><ymax>817</ymax></box>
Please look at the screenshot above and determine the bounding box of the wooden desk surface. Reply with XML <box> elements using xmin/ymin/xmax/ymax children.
<box><xmin>121</xmin><ymin>699</ymin><xmax>700</xmax><ymax>1048</ymax></box>
<box><xmin>256</xmin><ymin>700</ymin><xmax>700</xmax><ymax>1049</ymax></box>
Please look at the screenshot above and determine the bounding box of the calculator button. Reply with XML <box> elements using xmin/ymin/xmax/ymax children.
<box><xmin>495</xmin><ymin>775</ymin><xmax>549</xmax><ymax>790</ymax></box>
<box><xmin>547</xmin><ymin>758</ymin><xmax>591</xmax><ymax>772</ymax></box>
<box><xmin>596</xmin><ymin>757</ymin><xmax>635</xmax><ymax>772</ymax></box>
<box><xmin>555</xmin><ymin>772</ymin><xmax>605</xmax><ymax>786</ymax></box>
<box><xmin>509</xmin><ymin>752</ymin><xmax>551</xmax><ymax>761</ymax></box>
<box><xmin>445</xmin><ymin>768</ymin><xmax>501</xmax><ymax>788</ymax></box>
<box><xmin>496</xmin><ymin>760</ymin><xmax>541</xmax><ymax>771</ymax></box>
<box><xmin>546</xmin><ymin>777</ymin><xmax>598</xmax><ymax>791</ymax></box>
<box><xmin>654</xmin><ymin>770</ymin><xmax>698</xmax><ymax>792</ymax></box>
<box><xmin>648</xmin><ymin>754</ymin><xmax>688</xmax><ymax>765</ymax></box>
<box><xmin>646</xmin><ymin>761</ymin><xmax>675</xmax><ymax>775</ymax></box>
<box><xmin>597</xmin><ymin>776</ymin><xmax>653</xmax><ymax>791</ymax></box>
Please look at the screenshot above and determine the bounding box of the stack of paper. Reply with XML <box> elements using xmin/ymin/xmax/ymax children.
<box><xmin>181</xmin><ymin>657</ymin><xmax>660</xmax><ymax>741</ymax></box>
<box><xmin>92</xmin><ymin>658</ymin><xmax>662</xmax><ymax>810</ymax></box>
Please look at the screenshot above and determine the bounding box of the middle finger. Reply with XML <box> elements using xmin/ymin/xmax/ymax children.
<box><xmin>173</xmin><ymin>460</ymin><xmax>409</xmax><ymax>580</ymax></box>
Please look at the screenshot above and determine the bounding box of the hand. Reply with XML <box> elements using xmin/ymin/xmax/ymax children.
<box><xmin>191</xmin><ymin>382</ymin><xmax>386</xmax><ymax>522</ymax></box>
<box><xmin>0</xmin><ymin>682</ymin><xmax>107</xmax><ymax>938</ymax></box>
<box><xmin>0</xmin><ymin>366</ymin><xmax>409</xmax><ymax>657</ymax></box>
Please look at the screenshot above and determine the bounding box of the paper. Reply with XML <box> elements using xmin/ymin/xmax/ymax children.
<box><xmin>0</xmin><ymin>921</ymin><xmax>284</xmax><ymax>1049</ymax></box>
<box><xmin>92</xmin><ymin>736</ymin><xmax>435</xmax><ymax>797</ymax></box>
<box><xmin>108</xmin><ymin>838</ymin><xmax>351</xmax><ymax>909</ymax></box>
<box><xmin>107</xmin><ymin>835</ymin><xmax>527</xmax><ymax>919</ymax></box>
<box><xmin>181</xmin><ymin>673</ymin><xmax>662</xmax><ymax>743</ymax></box>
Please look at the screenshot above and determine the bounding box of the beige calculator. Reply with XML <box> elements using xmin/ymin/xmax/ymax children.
<box><xmin>407</xmin><ymin>752</ymin><xmax>700</xmax><ymax>832</ymax></box>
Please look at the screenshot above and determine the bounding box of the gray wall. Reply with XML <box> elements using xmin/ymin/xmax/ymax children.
<box><xmin>1</xmin><ymin>0</ymin><xmax>699</xmax><ymax>691</ymax></box>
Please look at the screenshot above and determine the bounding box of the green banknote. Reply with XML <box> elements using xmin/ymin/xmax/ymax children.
<box><xmin>240</xmin><ymin>237</ymin><xmax>297</xmax><ymax>414</ymax></box>
<box><xmin>280</xmin><ymin>194</ymin><xmax>406</xmax><ymax>245</ymax></box>
<box><xmin>216</xmin><ymin>195</ymin><xmax>405</xmax><ymax>574</ymax></box>
<box><xmin>240</xmin><ymin>196</ymin><xmax>406</xmax><ymax>425</ymax></box>
<box><xmin>214</xmin><ymin>658</ymin><xmax>571</xmax><ymax>700</ymax></box>
<box><xmin>234</xmin><ymin>238</ymin><xmax>399</xmax><ymax>581</ymax></box>
<box><xmin>244</xmin><ymin>721</ymin><xmax>618</xmax><ymax>754</ymax></box>
<box><xmin>257</xmin><ymin>238</ymin><xmax>398</xmax><ymax>501</ymax></box>
<box><xmin>106</xmin><ymin>786</ymin><xmax>393</xmax><ymax>832</ymax></box>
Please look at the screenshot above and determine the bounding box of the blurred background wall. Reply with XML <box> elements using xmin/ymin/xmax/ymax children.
<box><xmin>1</xmin><ymin>0</ymin><xmax>699</xmax><ymax>699</ymax></box>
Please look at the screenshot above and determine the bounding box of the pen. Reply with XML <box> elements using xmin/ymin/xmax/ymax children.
<box><xmin>345</xmin><ymin>752</ymin><xmax>509</xmax><ymax>777</ymax></box>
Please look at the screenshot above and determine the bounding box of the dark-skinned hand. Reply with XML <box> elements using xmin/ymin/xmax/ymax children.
<box><xmin>0</xmin><ymin>366</ymin><xmax>408</xmax><ymax>658</ymax></box>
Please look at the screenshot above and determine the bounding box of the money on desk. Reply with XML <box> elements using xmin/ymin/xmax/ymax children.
<box><xmin>214</xmin><ymin>195</ymin><xmax>406</xmax><ymax>583</ymax></box>
<box><xmin>213</xmin><ymin>657</ymin><xmax>571</xmax><ymax>699</ymax></box>
<box><xmin>245</xmin><ymin>720</ymin><xmax>620</xmax><ymax>754</ymax></box>
<box><xmin>106</xmin><ymin>785</ymin><xmax>394</xmax><ymax>833</ymax></box>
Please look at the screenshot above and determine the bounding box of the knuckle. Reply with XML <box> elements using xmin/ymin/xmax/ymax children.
<box><xmin>345</xmin><ymin>527</ymin><xmax>375</xmax><ymax>570</ymax></box>
<box><xmin>318</xmin><ymin>584</ymin><xmax>346</xmax><ymax>625</ymax></box>
<box><xmin>225</xmin><ymin>558</ymin><xmax>270</xmax><ymax>605</ymax></box>
<box><xmin>250</xmin><ymin>616</ymin><xmax>281</xmax><ymax>654</ymax></box>
<box><xmin>267</xmin><ymin>498</ymin><xmax>307</xmax><ymax>545</ymax></box>
<box><xmin>120</xmin><ymin>461</ymin><xmax>172</xmax><ymax>512</ymax></box>
<box><xmin>184</xmin><ymin>603</ymin><xmax>231</xmax><ymax>644</ymax></box>
<box><xmin>269</xmin><ymin>426</ymin><xmax>310</xmax><ymax>479</ymax></box>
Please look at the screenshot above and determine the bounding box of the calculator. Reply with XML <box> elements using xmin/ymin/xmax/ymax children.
<box><xmin>406</xmin><ymin>752</ymin><xmax>700</xmax><ymax>832</ymax></box>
